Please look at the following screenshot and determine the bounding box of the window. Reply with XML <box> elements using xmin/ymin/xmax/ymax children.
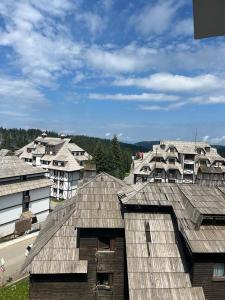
<box><xmin>168</xmin><ymin>158</ymin><xmax>175</xmax><ymax>164</ymax></box>
<box><xmin>205</xmin><ymin>146</ymin><xmax>211</xmax><ymax>153</ymax></box>
<box><xmin>97</xmin><ymin>273</ymin><xmax>113</xmax><ymax>288</ymax></box>
<box><xmin>59</xmin><ymin>171</ymin><xmax>64</xmax><ymax>177</ymax></box>
<box><xmin>22</xmin><ymin>191</ymin><xmax>30</xmax><ymax>212</ymax></box>
<box><xmin>213</xmin><ymin>263</ymin><xmax>225</xmax><ymax>277</ymax></box>
<box><xmin>98</xmin><ymin>237</ymin><xmax>110</xmax><ymax>250</ymax></box>
<box><xmin>200</xmin><ymin>160</ymin><xmax>207</xmax><ymax>166</ymax></box>
<box><xmin>98</xmin><ymin>237</ymin><xmax>115</xmax><ymax>251</ymax></box>
<box><xmin>54</xmin><ymin>170</ymin><xmax>58</xmax><ymax>176</ymax></box>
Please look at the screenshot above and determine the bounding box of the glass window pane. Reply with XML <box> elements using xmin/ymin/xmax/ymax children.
<box><xmin>213</xmin><ymin>263</ymin><xmax>225</xmax><ymax>277</ymax></box>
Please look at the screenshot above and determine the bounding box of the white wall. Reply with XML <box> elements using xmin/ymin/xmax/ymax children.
<box><xmin>0</xmin><ymin>223</ymin><xmax>15</xmax><ymax>238</ymax></box>
<box><xmin>0</xmin><ymin>186</ymin><xmax>50</xmax><ymax>238</ymax></box>
<box><xmin>29</xmin><ymin>198</ymin><xmax>49</xmax><ymax>214</ymax></box>
<box><xmin>0</xmin><ymin>193</ymin><xmax>22</xmax><ymax>210</ymax></box>
<box><xmin>30</xmin><ymin>187</ymin><xmax>50</xmax><ymax>201</ymax></box>
<box><xmin>0</xmin><ymin>205</ymin><xmax>22</xmax><ymax>226</ymax></box>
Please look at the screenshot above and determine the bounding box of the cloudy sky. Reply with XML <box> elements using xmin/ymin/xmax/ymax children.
<box><xmin>1</xmin><ymin>0</ymin><xmax>225</xmax><ymax>143</ymax></box>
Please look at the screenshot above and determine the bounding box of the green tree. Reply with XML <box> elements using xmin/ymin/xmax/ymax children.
<box><xmin>94</xmin><ymin>142</ymin><xmax>107</xmax><ymax>173</ymax></box>
<box><xmin>111</xmin><ymin>135</ymin><xmax>124</xmax><ymax>179</ymax></box>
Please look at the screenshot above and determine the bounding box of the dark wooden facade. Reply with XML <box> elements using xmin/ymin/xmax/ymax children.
<box><xmin>30</xmin><ymin>228</ymin><xmax>127</xmax><ymax>300</ymax></box>
<box><xmin>191</xmin><ymin>255</ymin><xmax>225</xmax><ymax>300</ymax></box>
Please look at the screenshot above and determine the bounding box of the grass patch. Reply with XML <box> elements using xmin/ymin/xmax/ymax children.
<box><xmin>0</xmin><ymin>278</ymin><xmax>29</xmax><ymax>300</ymax></box>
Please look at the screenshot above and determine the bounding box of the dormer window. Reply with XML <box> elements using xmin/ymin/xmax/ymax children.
<box><xmin>160</xmin><ymin>144</ymin><xmax>165</xmax><ymax>150</ymax></box>
<box><xmin>169</xmin><ymin>147</ymin><xmax>175</xmax><ymax>153</ymax></box>
<box><xmin>205</xmin><ymin>146</ymin><xmax>211</xmax><ymax>153</ymax></box>
<box><xmin>53</xmin><ymin>160</ymin><xmax>65</xmax><ymax>167</ymax></box>
<box><xmin>200</xmin><ymin>160</ymin><xmax>207</xmax><ymax>166</ymax></box>
<box><xmin>168</xmin><ymin>158</ymin><xmax>175</xmax><ymax>164</ymax></box>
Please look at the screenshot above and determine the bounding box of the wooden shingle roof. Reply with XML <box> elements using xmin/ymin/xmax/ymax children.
<box><xmin>120</xmin><ymin>182</ymin><xmax>225</xmax><ymax>254</ymax></box>
<box><xmin>124</xmin><ymin>212</ymin><xmax>205</xmax><ymax>300</ymax></box>
<box><xmin>22</xmin><ymin>173</ymin><xmax>126</xmax><ymax>274</ymax></box>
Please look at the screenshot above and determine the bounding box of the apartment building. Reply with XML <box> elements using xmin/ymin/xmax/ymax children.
<box><xmin>17</xmin><ymin>133</ymin><xmax>96</xmax><ymax>200</ymax></box>
<box><xmin>0</xmin><ymin>155</ymin><xmax>51</xmax><ymax>238</ymax></box>
<box><xmin>134</xmin><ymin>140</ymin><xmax>225</xmax><ymax>184</ymax></box>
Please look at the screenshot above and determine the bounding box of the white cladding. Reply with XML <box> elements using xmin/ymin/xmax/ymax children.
<box><xmin>0</xmin><ymin>187</ymin><xmax>50</xmax><ymax>238</ymax></box>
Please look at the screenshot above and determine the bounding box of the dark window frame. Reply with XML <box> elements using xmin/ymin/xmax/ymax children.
<box><xmin>98</xmin><ymin>237</ymin><xmax>116</xmax><ymax>251</ymax></box>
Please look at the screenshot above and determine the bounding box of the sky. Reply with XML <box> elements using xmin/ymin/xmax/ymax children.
<box><xmin>1</xmin><ymin>0</ymin><xmax>225</xmax><ymax>144</ymax></box>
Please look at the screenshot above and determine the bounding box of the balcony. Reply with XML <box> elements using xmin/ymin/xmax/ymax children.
<box><xmin>168</xmin><ymin>173</ymin><xmax>177</xmax><ymax>179</ymax></box>
<box><xmin>184</xmin><ymin>160</ymin><xmax>194</xmax><ymax>164</ymax></box>
<box><xmin>183</xmin><ymin>169</ymin><xmax>194</xmax><ymax>174</ymax></box>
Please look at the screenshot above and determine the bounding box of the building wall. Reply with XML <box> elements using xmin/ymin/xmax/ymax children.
<box><xmin>0</xmin><ymin>186</ymin><xmax>50</xmax><ymax>238</ymax></box>
<box><xmin>191</xmin><ymin>257</ymin><xmax>225</xmax><ymax>300</ymax></box>
<box><xmin>29</xmin><ymin>229</ymin><xmax>127</xmax><ymax>300</ymax></box>
<box><xmin>49</xmin><ymin>170</ymin><xmax>80</xmax><ymax>200</ymax></box>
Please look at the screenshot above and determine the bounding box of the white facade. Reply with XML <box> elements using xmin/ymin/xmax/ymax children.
<box><xmin>17</xmin><ymin>134</ymin><xmax>95</xmax><ymax>200</ymax></box>
<box><xmin>49</xmin><ymin>170</ymin><xmax>80</xmax><ymax>200</ymax></box>
<box><xmin>134</xmin><ymin>141</ymin><xmax>225</xmax><ymax>184</ymax></box>
<box><xmin>0</xmin><ymin>186</ymin><xmax>50</xmax><ymax>238</ymax></box>
<box><xmin>0</xmin><ymin>155</ymin><xmax>51</xmax><ymax>238</ymax></box>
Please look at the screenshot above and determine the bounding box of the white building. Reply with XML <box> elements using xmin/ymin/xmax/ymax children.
<box><xmin>17</xmin><ymin>133</ymin><xmax>96</xmax><ymax>200</ymax></box>
<box><xmin>0</xmin><ymin>155</ymin><xmax>51</xmax><ymax>238</ymax></box>
<box><xmin>134</xmin><ymin>140</ymin><xmax>225</xmax><ymax>184</ymax></box>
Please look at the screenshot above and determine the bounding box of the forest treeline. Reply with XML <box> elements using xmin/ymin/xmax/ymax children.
<box><xmin>0</xmin><ymin>127</ymin><xmax>146</xmax><ymax>179</ymax></box>
<box><xmin>1</xmin><ymin>127</ymin><xmax>225</xmax><ymax>179</ymax></box>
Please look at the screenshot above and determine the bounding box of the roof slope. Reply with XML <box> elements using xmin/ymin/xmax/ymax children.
<box><xmin>22</xmin><ymin>172</ymin><xmax>126</xmax><ymax>274</ymax></box>
<box><xmin>0</xmin><ymin>178</ymin><xmax>52</xmax><ymax>197</ymax></box>
<box><xmin>0</xmin><ymin>156</ymin><xmax>47</xmax><ymax>179</ymax></box>
<box><xmin>120</xmin><ymin>182</ymin><xmax>225</xmax><ymax>254</ymax></box>
<box><xmin>124</xmin><ymin>212</ymin><xmax>205</xmax><ymax>300</ymax></box>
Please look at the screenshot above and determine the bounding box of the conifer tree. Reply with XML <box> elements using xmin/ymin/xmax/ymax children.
<box><xmin>111</xmin><ymin>135</ymin><xmax>123</xmax><ymax>179</ymax></box>
<box><xmin>94</xmin><ymin>142</ymin><xmax>106</xmax><ymax>173</ymax></box>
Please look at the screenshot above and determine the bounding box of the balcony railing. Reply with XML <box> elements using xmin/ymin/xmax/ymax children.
<box><xmin>184</xmin><ymin>160</ymin><xmax>195</xmax><ymax>164</ymax></box>
<box><xmin>183</xmin><ymin>169</ymin><xmax>194</xmax><ymax>174</ymax></box>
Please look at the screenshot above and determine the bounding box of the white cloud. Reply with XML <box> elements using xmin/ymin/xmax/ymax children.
<box><xmin>75</xmin><ymin>12</ymin><xmax>105</xmax><ymax>36</ymax></box>
<box><xmin>0</xmin><ymin>1</ymin><xmax>82</xmax><ymax>85</ymax></box>
<box><xmin>89</xmin><ymin>92</ymin><xmax>180</xmax><ymax>102</ymax></box>
<box><xmin>191</xmin><ymin>95</ymin><xmax>225</xmax><ymax>104</ymax></box>
<box><xmin>131</xmin><ymin>0</ymin><xmax>181</xmax><ymax>35</ymax></box>
<box><xmin>210</xmin><ymin>136</ymin><xmax>225</xmax><ymax>144</ymax></box>
<box><xmin>139</xmin><ymin>101</ymin><xmax>186</xmax><ymax>111</ymax></box>
<box><xmin>102</xmin><ymin>0</ymin><xmax>113</xmax><ymax>11</ymax></box>
<box><xmin>73</xmin><ymin>72</ymin><xmax>85</xmax><ymax>84</ymax></box>
<box><xmin>30</xmin><ymin>0</ymin><xmax>75</xmax><ymax>16</ymax></box>
<box><xmin>173</xmin><ymin>18</ymin><xmax>193</xmax><ymax>36</ymax></box>
<box><xmin>202</xmin><ymin>135</ymin><xmax>209</xmax><ymax>142</ymax></box>
<box><xmin>105</xmin><ymin>132</ymin><xmax>111</xmax><ymax>137</ymax></box>
<box><xmin>0</xmin><ymin>110</ymin><xmax>29</xmax><ymax>118</ymax></box>
<box><xmin>115</xmin><ymin>73</ymin><xmax>224</xmax><ymax>92</ymax></box>
<box><xmin>0</xmin><ymin>76</ymin><xmax>45</xmax><ymax>104</ymax></box>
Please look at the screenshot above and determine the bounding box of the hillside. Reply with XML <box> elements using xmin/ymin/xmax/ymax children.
<box><xmin>0</xmin><ymin>127</ymin><xmax>147</xmax><ymax>155</ymax></box>
<box><xmin>135</xmin><ymin>141</ymin><xmax>159</xmax><ymax>151</ymax></box>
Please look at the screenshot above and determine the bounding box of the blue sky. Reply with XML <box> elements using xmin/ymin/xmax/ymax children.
<box><xmin>1</xmin><ymin>0</ymin><xmax>225</xmax><ymax>144</ymax></box>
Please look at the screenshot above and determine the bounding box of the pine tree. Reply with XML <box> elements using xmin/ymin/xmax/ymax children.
<box><xmin>111</xmin><ymin>135</ymin><xmax>123</xmax><ymax>179</ymax></box>
<box><xmin>94</xmin><ymin>142</ymin><xmax>107</xmax><ymax>173</ymax></box>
